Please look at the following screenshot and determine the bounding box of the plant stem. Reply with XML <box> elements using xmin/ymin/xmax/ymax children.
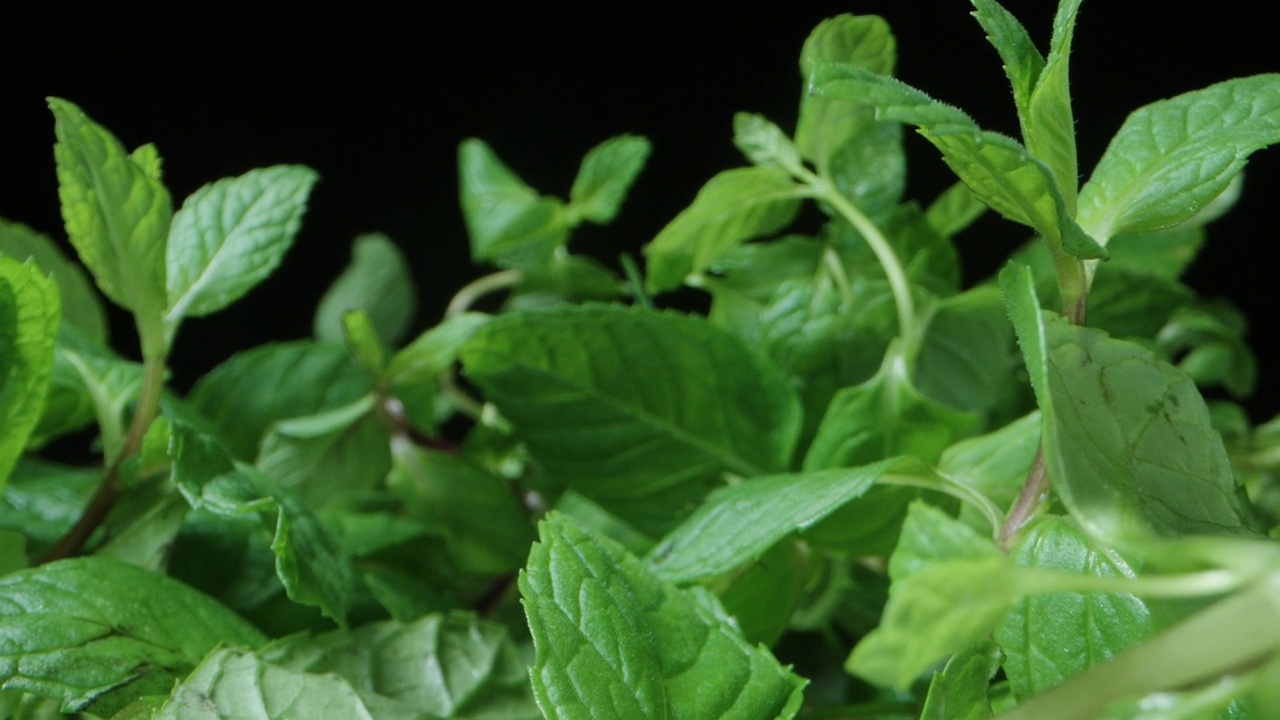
<box><xmin>40</xmin><ymin>352</ymin><xmax>168</xmax><ymax>563</ymax></box>
<box><xmin>445</xmin><ymin>269</ymin><xmax>522</xmax><ymax>319</ymax></box>
<box><xmin>1000</xmin><ymin>446</ymin><xmax>1049</xmax><ymax>548</ymax></box>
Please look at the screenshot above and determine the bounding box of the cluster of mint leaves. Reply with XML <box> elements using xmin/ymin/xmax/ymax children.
<box><xmin>3</xmin><ymin>1</ymin><xmax>1280</xmax><ymax>718</ymax></box>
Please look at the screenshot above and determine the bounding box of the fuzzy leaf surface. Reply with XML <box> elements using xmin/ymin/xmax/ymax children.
<box><xmin>0</xmin><ymin>558</ymin><xmax>265</xmax><ymax>715</ymax></box>
<box><xmin>1079</xmin><ymin>74</ymin><xmax>1280</xmax><ymax>241</ymax></box>
<box><xmin>520</xmin><ymin>514</ymin><xmax>805</xmax><ymax>719</ymax></box>
<box><xmin>165</xmin><ymin>165</ymin><xmax>317</xmax><ymax>327</ymax></box>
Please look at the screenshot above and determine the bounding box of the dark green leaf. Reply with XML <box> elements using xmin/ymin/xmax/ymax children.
<box><xmin>0</xmin><ymin>458</ymin><xmax>97</xmax><ymax>559</ymax></box>
<box><xmin>567</xmin><ymin>134</ymin><xmax>650</xmax><ymax>225</ymax></box>
<box><xmin>643</xmin><ymin>167</ymin><xmax>804</xmax><ymax>293</ymax></box>
<box><xmin>313</xmin><ymin>233</ymin><xmax>417</xmax><ymax>346</ymax></box>
<box><xmin>913</xmin><ymin>286</ymin><xmax>1019</xmax><ymax>419</ymax></box>
<box><xmin>164</xmin><ymin>165</ymin><xmax>317</xmax><ymax>330</ymax></box>
<box><xmin>0</xmin><ymin>257</ymin><xmax>60</xmax><ymax>488</ymax></box>
<box><xmin>1079</xmin><ymin>75</ymin><xmax>1280</xmax><ymax>241</ymax></box>
<box><xmin>0</xmin><ymin>218</ymin><xmax>106</xmax><ymax>342</ymax></box>
<box><xmin>0</xmin><ymin>558</ymin><xmax>265</xmax><ymax>715</ymax></box>
<box><xmin>262</xmin><ymin>613</ymin><xmax>539</xmax><ymax>718</ymax></box>
<box><xmin>385</xmin><ymin>312</ymin><xmax>490</xmax><ymax>433</ymax></box>
<box><xmin>48</xmin><ymin>98</ymin><xmax>171</xmax><ymax>352</ymax></box>
<box><xmin>995</xmin><ymin>517</ymin><xmax>1153</xmax><ymax>702</ymax></box>
<box><xmin>459</xmin><ymin>139</ymin><xmax>567</xmax><ymax>269</ymax></box>
<box><xmin>521</xmin><ymin>514</ymin><xmax>806</xmax><ymax>719</ymax></box>
<box><xmin>460</xmin><ymin>305</ymin><xmax>801</xmax><ymax>533</ymax></box>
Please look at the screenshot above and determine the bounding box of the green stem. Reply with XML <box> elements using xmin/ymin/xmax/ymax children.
<box><xmin>1000</xmin><ymin>446</ymin><xmax>1049</xmax><ymax>548</ymax></box>
<box><xmin>880</xmin><ymin>472</ymin><xmax>1006</xmax><ymax>539</ymax></box>
<box><xmin>445</xmin><ymin>269</ymin><xmax>522</xmax><ymax>319</ymax></box>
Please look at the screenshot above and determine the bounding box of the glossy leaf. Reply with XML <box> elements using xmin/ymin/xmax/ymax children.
<box><xmin>0</xmin><ymin>218</ymin><xmax>106</xmax><ymax>342</ymax></box>
<box><xmin>644</xmin><ymin>167</ymin><xmax>804</xmax><ymax>293</ymax></box>
<box><xmin>262</xmin><ymin>613</ymin><xmax>539</xmax><ymax>718</ymax></box>
<box><xmin>459</xmin><ymin>305</ymin><xmax>801</xmax><ymax>531</ymax></box>
<box><xmin>521</xmin><ymin>514</ymin><xmax>806</xmax><ymax>719</ymax></box>
<box><xmin>1001</xmin><ymin>263</ymin><xmax>1259</xmax><ymax>543</ymax></box>
<box><xmin>313</xmin><ymin>233</ymin><xmax>417</xmax><ymax>346</ymax></box>
<box><xmin>48</xmin><ymin>98</ymin><xmax>171</xmax><ymax>351</ymax></box>
<box><xmin>165</xmin><ymin>165</ymin><xmax>317</xmax><ymax>330</ymax></box>
<box><xmin>996</xmin><ymin>517</ymin><xmax>1153</xmax><ymax>702</ymax></box>
<box><xmin>0</xmin><ymin>258</ymin><xmax>59</xmax><ymax>489</ymax></box>
<box><xmin>459</xmin><ymin>138</ymin><xmax>567</xmax><ymax>269</ymax></box>
<box><xmin>0</xmin><ymin>558</ymin><xmax>265</xmax><ymax>715</ymax></box>
<box><xmin>1079</xmin><ymin>74</ymin><xmax>1280</xmax><ymax>241</ymax></box>
<box><xmin>567</xmin><ymin>134</ymin><xmax>650</xmax><ymax>225</ymax></box>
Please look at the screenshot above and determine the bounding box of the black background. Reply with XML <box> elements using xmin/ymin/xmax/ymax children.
<box><xmin>4</xmin><ymin>3</ymin><xmax>1278</xmax><ymax>418</ymax></box>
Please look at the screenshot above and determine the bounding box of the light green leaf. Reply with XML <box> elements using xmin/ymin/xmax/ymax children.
<box><xmin>313</xmin><ymin>233</ymin><xmax>417</xmax><ymax>346</ymax></box>
<box><xmin>920</xmin><ymin>641</ymin><xmax>1000</xmax><ymax>720</ymax></box>
<box><xmin>154</xmin><ymin>646</ymin><xmax>419</xmax><ymax>720</ymax></box>
<box><xmin>459</xmin><ymin>305</ymin><xmax>801</xmax><ymax>534</ymax></box>
<box><xmin>924</xmin><ymin>182</ymin><xmax>988</xmax><ymax>239</ymax></box>
<box><xmin>643</xmin><ymin>167</ymin><xmax>804</xmax><ymax>293</ymax></box>
<box><xmin>164</xmin><ymin>165</ymin><xmax>317</xmax><ymax>331</ymax></box>
<box><xmin>0</xmin><ymin>257</ymin><xmax>60</xmax><ymax>488</ymax></box>
<box><xmin>1023</xmin><ymin>0</ymin><xmax>1082</xmax><ymax>211</ymax></box>
<box><xmin>996</xmin><ymin>517</ymin><xmax>1152</xmax><ymax>702</ymax></box>
<box><xmin>459</xmin><ymin>139</ymin><xmax>567</xmax><ymax>269</ymax></box>
<box><xmin>1079</xmin><ymin>74</ymin><xmax>1280</xmax><ymax>241</ymax></box>
<box><xmin>190</xmin><ymin>340</ymin><xmax>372</xmax><ymax>461</ymax></box>
<box><xmin>970</xmin><ymin>0</ymin><xmax>1044</xmax><ymax>119</ymax></box>
<box><xmin>255</xmin><ymin>395</ymin><xmax>392</xmax><ymax>509</ymax></box>
<box><xmin>648</xmin><ymin>458</ymin><xmax>920</xmax><ymax>584</ymax></box>
<box><xmin>567</xmin><ymin>134</ymin><xmax>650</xmax><ymax>225</ymax></box>
<box><xmin>0</xmin><ymin>218</ymin><xmax>106</xmax><ymax>342</ymax></box>
<box><xmin>938</xmin><ymin>412</ymin><xmax>1042</xmax><ymax>523</ymax></box>
<box><xmin>55</xmin><ymin>328</ymin><xmax>145</xmax><ymax>461</ymax></box>
<box><xmin>505</xmin><ymin>254</ymin><xmax>626</xmax><ymax>310</ymax></box>
<box><xmin>387</xmin><ymin>439</ymin><xmax>533</xmax><ymax>574</ymax></box>
<box><xmin>341</xmin><ymin>309</ymin><xmax>388</xmax><ymax>377</ymax></box>
<box><xmin>796</xmin><ymin>14</ymin><xmax>897</xmax><ymax>173</ymax></box>
<box><xmin>734</xmin><ymin>113</ymin><xmax>803</xmax><ymax>172</ymax></box>
<box><xmin>48</xmin><ymin>98</ymin><xmax>171</xmax><ymax>353</ymax></box>
<box><xmin>1105</xmin><ymin>226</ymin><xmax>1205</xmax><ymax>281</ymax></box>
<box><xmin>889</xmin><ymin>501</ymin><xmax>1003</xmax><ymax>582</ymax></box>
<box><xmin>0</xmin><ymin>557</ymin><xmax>265</xmax><ymax>715</ymax></box>
<box><xmin>262</xmin><ymin>613</ymin><xmax>539</xmax><ymax>718</ymax></box>
<box><xmin>1001</xmin><ymin>263</ymin><xmax>1259</xmax><ymax>543</ymax></box>
<box><xmin>521</xmin><ymin>514</ymin><xmax>806</xmax><ymax>719</ymax></box>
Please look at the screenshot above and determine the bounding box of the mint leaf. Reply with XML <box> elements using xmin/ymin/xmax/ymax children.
<box><xmin>924</xmin><ymin>182</ymin><xmax>987</xmax><ymax>239</ymax></box>
<box><xmin>0</xmin><ymin>218</ymin><xmax>107</xmax><ymax>342</ymax></box>
<box><xmin>567</xmin><ymin>134</ymin><xmax>650</xmax><ymax>225</ymax></box>
<box><xmin>937</xmin><ymin>412</ymin><xmax>1042</xmax><ymax>522</ymax></box>
<box><xmin>164</xmin><ymin>165</ymin><xmax>317</xmax><ymax>333</ymax></box>
<box><xmin>0</xmin><ymin>257</ymin><xmax>60</xmax><ymax>488</ymax></box>
<box><xmin>313</xmin><ymin>233</ymin><xmax>417</xmax><ymax>346</ymax></box>
<box><xmin>154</xmin><ymin>646</ymin><xmax>419</xmax><ymax>720</ymax></box>
<box><xmin>48</xmin><ymin>98</ymin><xmax>171</xmax><ymax>352</ymax></box>
<box><xmin>1023</xmin><ymin>0</ymin><xmax>1083</xmax><ymax>211</ymax></box>
<box><xmin>913</xmin><ymin>285</ymin><xmax>1018</xmax><ymax>418</ymax></box>
<box><xmin>970</xmin><ymin>0</ymin><xmax>1044</xmax><ymax>119</ymax></box>
<box><xmin>385</xmin><ymin>312</ymin><xmax>490</xmax><ymax>433</ymax></box>
<box><xmin>56</xmin><ymin>328</ymin><xmax>145</xmax><ymax>460</ymax></box>
<box><xmin>643</xmin><ymin>167</ymin><xmax>804</xmax><ymax>293</ymax></box>
<box><xmin>1078</xmin><ymin>74</ymin><xmax>1280</xmax><ymax>241</ymax></box>
<box><xmin>460</xmin><ymin>305</ymin><xmax>801</xmax><ymax>533</ymax></box>
<box><xmin>734</xmin><ymin>113</ymin><xmax>804</xmax><ymax>172</ymax></box>
<box><xmin>0</xmin><ymin>459</ymin><xmax>97</xmax><ymax>558</ymax></box>
<box><xmin>262</xmin><ymin>613</ymin><xmax>539</xmax><ymax>718</ymax></box>
<box><xmin>459</xmin><ymin>138</ymin><xmax>567</xmax><ymax>269</ymax></box>
<box><xmin>996</xmin><ymin>517</ymin><xmax>1153</xmax><ymax>702</ymax></box>
<box><xmin>521</xmin><ymin>514</ymin><xmax>806</xmax><ymax>719</ymax></box>
<box><xmin>0</xmin><ymin>557</ymin><xmax>265</xmax><ymax>715</ymax></box>
<box><xmin>1001</xmin><ymin>263</ymin><xmax>1259</xmax><ymax>543</ymax></box>
<box><xmin>648</xmin><ymin>458</ymin><xmax>920</xmax><ymax>584</ymax></box>
<box><xmin>920</xmin><ymin>641</ymin><xmax>1000</xmax><ymax>720</ymax></box>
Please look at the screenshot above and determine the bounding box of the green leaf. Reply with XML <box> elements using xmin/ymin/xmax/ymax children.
<box><xmin>55</xmin><ymin>328</ymin><xmax>145</xmax><ymax>460</ymax></box>
<box><xmin>924</xmin><ymin>182</ymin><xmax>988</xmax><ymax>239</ymax></box>
<box><xmin>0</xmin><ymin>257</ymin><xmax>60</xmax><ymax>488</ymax></box>
<box><xmin>164</xmin><ymin>165</ymin><xmax>318</xmax><ymax>332</ymax></box>
<box><xmin>521</xmin><ymin>514</ymin><xmax>806</xmax><ymax>719</ymax></box>
<box><xmin>643</xmin><ymin>167</ymin><xmax>804</xmax><ymax>293</ymax></box>
<box><xmin>459</xmin><ymin>139</ymin><xmax>567</xmax><ymax>269</ymax></box>
<box><xmin>504</xmin><ymin>254</ymin><xmax>626</xmax><ymax>310</ymax></box>
<box><xmin>154</xmin><ymin>646</ymin><xmax>419</xmax><ymax>720</ymax></box>
<box><xmin>0</xmin><ymin>557</ymin><xmax>265</xmax><ymax>715</ymax></box>
<box><xmin>648</xmin><ymin>458</ymin><xmax>919</xmax><ymax>584</ymax></box>
<box><xmin>262</xmin><ymin>613</ymin><xmax>539</xmax><ymax>718</ymax></box>
<box><xmin>0</xmin><ymin>458</ymin><xmax>97</xmax><ymax>559</ymax></box>
<box><xmin>1023</xmin><ymin>0</ymin><xmax>1083</xmax><ymax>211</ymax></box>
<box><xmin>313</xmin><ymin>233</ymin><xmax>417</xmax><ymax>346</ymax></box>
<box><xmin>970</xmin><ymin>0</ymin><xmax>1044</xmax><ymax>119</ymax></box>
<box><xmin>189</xmin><ymin>340</ymin><xmax>372</xmax><ymax>461</ymax></box>
<box><xmin>734</xmin><ymin>113</ymin><xmax>804</xmax><ymax>172</ymax></box>
<box><xmin>1105</xmin><ymin>226</ymin><xmax>1205</xmax><ymax>281</ymax></box>
<box><xmin>48</xmin><ymin>98</ymin><xmax>171</xmax><ymax>353</ymax></box>
<box><xmin>995</xmin><ymin>517</ymin><xmax>1153</xmax><ymax>702</ymax></box>
<box><xmin>567</xmin><ymin>134</ymin><xmax>651</xmax><ymax>225</ymax></box>
<box><xmin>937</xmin><ymin>412</ymin><xmax>1042</xmax><ymax>524</ymax></box>
<box><xmin>459</xmin><ymin>305</ymin><xmax>802</xmax><ymax>533</ymax></box>
<box><xmin>255</xmin><ymin>395</ymin><xmax>392</xmax><ymax>510</ymax></box>
<box><xmin>388</xmin><ymin>440</ymin><xmax>534</xmax><ymax>574</ymax></box>
<box><xmin>1078</xmin><ymin>74</ymin><xmax>1280</xmax><ymax>241</ymax></box>
<box><xmin>889</xmin><ymin>501</ymin><xmax>1003</xmax><ymax>581</ymax></box>
<box><xmin>913</xmin><ymin>285</ymin><xmax>1019</xmax><ymax>419</ymax></box>
<box><xmin>1000</xmin><ymin>263</ymin><xmax>1259</xmax><ymax>543</ymax></box>
<box><xmin>93</xmin><ymin>488</ymin><xmax>189</xmax><ymax>572</ymax></box>
<box><xmin>795</xmin><ymin>14</ymin><xmax>897</xmax><ymax>174</ymax></box>
<box><xmin>385</xmin><ymin>312</ymin><xmax>490</xmax><ymax>433</ymax></box>
<box><xmin>0</xmin><ymin>218</ymin><xmax>107</xmax><ymax>342</ymax></box>
<box><xmin>920</xmin><ymin>641</ymin><xmax>1000</xmax><ymax>720</ymax></box>
<box><xmin>340</xmin><ymin>309</ymin><xmax>388</xmax><ymax>377</ymax></box>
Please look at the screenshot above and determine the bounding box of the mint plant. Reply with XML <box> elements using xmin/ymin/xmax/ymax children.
<box><xmin>3</xmin><ymin>1</ymin><xmax>1280</xmax><ymax>718</ymax></box>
